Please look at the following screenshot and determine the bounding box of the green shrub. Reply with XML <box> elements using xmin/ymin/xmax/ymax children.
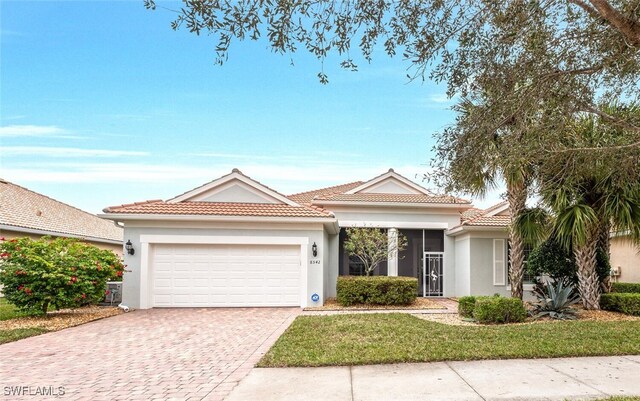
<box><xmin>473</xmin><ymin>297</ymin><xmax>527</xmax><ymax>324</ymax></box>
<box><xmin>0</xmin><ymin>236</ymin><xmax>125</xmax><ymax>314</ymax></box>
<box><xmin>611</xmin><ymin>282</ymin><xmax>640</xmax><ymax>294</ymax></box>
<box><xmin>336</xmin><ymin>276</ymin><xmax>417</xmax><ymax>306</ymax></box>
<box><xmin>527</xmin><ymin>239</ymin><xmax>610</xmax><ymax>286</ymax></box>
<box><xmin>458</xmin><ymin>296</ymin><xmax>477</xmax><ymax>318</ymax></box>
<box><xmin>601</xmin><ymin>293</ymin><xmax>640</xmax><ymax>316</ymax></box>
<box><xmin>527</xmin><ymin>239</ymin><xmax>577</xmax><ymax>285</ymax></box>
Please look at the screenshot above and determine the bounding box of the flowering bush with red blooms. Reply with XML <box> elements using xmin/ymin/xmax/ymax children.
<box><xmin>0</xmin><ymin>236</ymin><xmax>125</xmax><ymax>314</ymax></box>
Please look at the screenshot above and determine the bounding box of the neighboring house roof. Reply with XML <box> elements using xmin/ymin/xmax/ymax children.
<box><xmin>103</xmin><ymin>200</ymin><xmax>333</xmax><ymax>218</ymax></box>
<box><xmin>0</xmin><ymin>179</ymin><xmax>123</xmax><ymax>243</ymax></box>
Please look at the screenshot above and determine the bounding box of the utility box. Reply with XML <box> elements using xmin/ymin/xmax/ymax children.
<box><xmin>103</xmin><ymin>281</ymin><xmax>123</xmax><ymax>305</ymax></box>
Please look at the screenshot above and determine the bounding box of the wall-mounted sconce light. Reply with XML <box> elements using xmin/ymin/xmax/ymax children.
<box><xmin>125</xmin><ymin>240</ymin><xmax>135</xmax><ymax>255</ymax></box>
<box><xmin>312</xmin><ymin>242</ymin><xmax>318</xmax><ymax>257</ymax></box>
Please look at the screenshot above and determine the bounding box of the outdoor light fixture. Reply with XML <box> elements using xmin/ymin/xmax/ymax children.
<box><xmin>312</xmin><ymin>242</ymin><xmax>318</xmax><ymax>257</ymax></box>
<box><xmin>125</xmin><ymin>240</ymin><xmax>135</xmax><ymax>255</ymax></box>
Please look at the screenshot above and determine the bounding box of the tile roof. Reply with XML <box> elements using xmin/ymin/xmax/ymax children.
<box><xmin>103</xmin><ymin>201</ymin><xmax>334</xmax><ymax>218</ymax></box>
<box><xmin>287</xmin><ymin>181</ymin><xmax>364</xmax><ymax>204</ymax></box>
<box><xmin>456</xmin><ymin>201</ymin><xmax>511</xmax><ymax>228</ymax></box>
<box><xmin>0</xmin><ymin>179</ymin><xmax>123</xmax><ymax>242</ymax></box>
<box><xmin>312</xmin><ymin>193</ymin><xmax>471</xmax><ymax>205</ymax></box>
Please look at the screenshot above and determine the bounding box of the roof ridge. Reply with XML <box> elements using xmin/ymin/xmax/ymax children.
<box><xmin>288</xmin><ymin>181</ymin><xmax>364</xmax><ymax>198</ymax></box>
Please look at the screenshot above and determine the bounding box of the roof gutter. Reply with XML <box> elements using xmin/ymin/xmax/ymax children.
<box><xmin>446</xmin><ymin>224</ymin><xmax>508</xmax><ymax>236</ymax></box>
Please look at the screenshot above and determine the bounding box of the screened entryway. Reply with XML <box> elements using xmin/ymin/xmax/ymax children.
<box><xmin>338</xmin><ymin>228</ymin><xmax>444</xmax><ymax>297</ymax></box>
<box><xmin>398</xmin><ymin>229</ymin><xmax>444</xmax><ymax>297</ymax></box>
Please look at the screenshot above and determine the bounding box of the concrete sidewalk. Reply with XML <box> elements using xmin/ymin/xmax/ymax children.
<box><xmin>225</xmin><ymin>355</ymin><xmax>640</xmax><ymax>401</ymax></box>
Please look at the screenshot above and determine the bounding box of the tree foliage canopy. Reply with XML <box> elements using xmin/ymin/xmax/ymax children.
<box><xmin>145</xmin><ymin>0</ymin><xmax>640</xmax><ymax>194</ymax></box>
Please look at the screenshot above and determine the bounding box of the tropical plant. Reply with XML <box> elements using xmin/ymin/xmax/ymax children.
<box><xmin>530</xmin><ymin>280</ymin><xmax>580</xmax><ymax>320</ymax></box>
<box><xmin>343</xmin><ymin>228</ymin><xmax>407</xmax><ymax>276</ymax></box>
<box><xmin>0</xmin><ymin>237</ymin><xmax>125</xmax><ymax>314</ymax></box>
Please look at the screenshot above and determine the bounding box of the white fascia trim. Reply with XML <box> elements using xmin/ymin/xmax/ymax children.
<box><xmin>0</xmin><ymin>224</ymin><xmax>122</xmax><ymax>245</ymax></box>
<box><xmin>313</xmin><ymin>200</ymin><xmax>471</xmax><ymax>209</ymax></box>
<box><xmin>168</xmin><ymin>172</ymin><xmax>300</xmax><ymax>206</ymax></box>
<box><xmin>139</xmin><ymin>234</ymin><xmax>309</xmax><ymax>245</ymax></box>
<box><xmin>339</xmin><ymin>221</ymin><xmax>449</xmax><ymax>229</ymax></box>
<box><xmin>446</xmin><ymin>225</ymin><xmax>508</xmax><ymax>236</ymax></box>
<box><xmin>345</xmin><ymin>171</ymin><xmax>432</xmax><ymax>195</ymax></box>
<box><xmin>99</xmin><ymin>213</ymin><xmax>335</xmax><ymax>224</ymax></box>
<box><xmin>485</xmin><ymin>202</ymin><xmax>510</xmax><ymax>217</ymax></box>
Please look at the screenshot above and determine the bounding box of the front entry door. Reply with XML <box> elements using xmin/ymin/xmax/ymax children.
<box><xmin>422</xmin><ymin>252</ymin><xmax>444</xmax><ymax>297</ymax></box>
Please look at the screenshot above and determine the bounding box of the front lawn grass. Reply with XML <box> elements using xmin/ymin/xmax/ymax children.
<box><xmin>0</xmin><ymin>328</ymin><xmax>48</xmax><ymax>345</ymax></box>
<box><xmin>0</xmin><ymin>297</ymin><xmax>31</xmax><ymax>321</ymax></box>
<box><xmin>259</xmin><ymin>313</ymin><xmax>640</xmax><ymax>367</ymax></box>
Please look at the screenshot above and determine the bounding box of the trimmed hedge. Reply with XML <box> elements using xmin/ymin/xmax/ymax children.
<box><xmin>458</xmin><ymin>296</ymin><xmax>478</xmax><ymax>318</ymax></box>
<box><xmin>457</xmin><ymin>295</ymin><xmax>497</xmax><ymax>318</ymax></box>
<box><xmin>336</xmin><ymin>276</ymin><xmax>417</xmax><ymax>306</ymax></box>
<box><xmin>473</xmin><ymin>297</ymin><xmax>527</xmax><ymax>324</ymax></box>
<box><xmin>601</xmin><ymin>293</ymin><xmax>640</xmax><ymax>316</ymax></box>
<box><xmin>611</xmin><ymin>282</ymin><xmax>640</xmax><ymax>294</ymax></box>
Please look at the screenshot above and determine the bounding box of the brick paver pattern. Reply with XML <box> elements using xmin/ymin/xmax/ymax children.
<box><xmin>0</xmin><ymin>307</ymin><xmax>300</xmax><ymax>401</ymax></box>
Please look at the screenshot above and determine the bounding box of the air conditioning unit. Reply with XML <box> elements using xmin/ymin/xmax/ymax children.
<box><xmin>104</xmin><ymin>281</ymin><xmax>123</xmax><ymax>305</ymax></box>
<box><xmin>611</xmin><ymin>266</ymin><xmax>621</xmax><ymax>277</ymax></box>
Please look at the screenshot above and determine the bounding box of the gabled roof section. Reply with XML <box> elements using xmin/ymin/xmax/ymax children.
<box><xmin>0</xmin><ymin>179</ymin><xmax>123</xmax><ymax>243</ymax></box>
<box><xmin>345</xmin><ymin>169</ymin><xmax>433</xmax><ymax>196</ymax></box>
<box><xmin>447</xmin><ymin>201</ymin><xmax>511</xmax><ymax>235</ymax></box>
<box><xmin>168</xmin><ymin>168</ymin><xmax>300</xmax><ymax>206</ymax></box>
<box><xmin>288</xmin><ymin>181</ymin><xmax>364</xmax><ymax>204</ymax></box>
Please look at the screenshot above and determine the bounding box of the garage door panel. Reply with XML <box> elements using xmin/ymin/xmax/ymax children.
<box><xmin>151</xmin><ymin>243</ymin><xmax>301</xmax><ymax>307</ymax></box>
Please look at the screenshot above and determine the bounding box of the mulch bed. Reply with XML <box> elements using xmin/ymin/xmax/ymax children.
<box><xmin>305</xmin><ymin>297</ymin><xmax>446</xmax><ymax>311</ymax></box>
<box><xmin>0</xmin><ymin>306</ymin><xmax>123</xmax><ymax>331</ymax></box>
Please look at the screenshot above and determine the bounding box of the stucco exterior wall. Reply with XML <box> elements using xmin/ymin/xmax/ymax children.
<box><xmin>469</xmin><ymin>237</ymin><xmax>510</xmax><ymax>297</ymax></box>
<box><xmin>120</xmin><ymin>223</ymin><xmax>326</xmax><ymax>309</ymax></box>
<box><xmin>610</xmin><ymin>236</ymin><xmax>640</xmax><ymax>283</ymax></box>
<box><xmin>454</xmin><ymin>234</ymin><xmax>471</xmax><ymax>296</ymax></box>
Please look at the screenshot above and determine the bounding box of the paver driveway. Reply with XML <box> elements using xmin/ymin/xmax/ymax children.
<box><xmin>0</xmin><ymin>307</ymin><xmax>299</xmax><ymax>401</ymax></box>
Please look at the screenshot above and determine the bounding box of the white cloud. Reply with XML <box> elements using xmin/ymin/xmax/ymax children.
<box><xmin>1</xmin><ymin>146</ymin><xmax>148</xmax><ymax>158</ymax></box>
<box><xmin>428</xmin><ymin>93</ymin><xmax>451</xmax><ymax>103</ymax></box>
<box><xmin>2</xmin><ymin>160</ymin><xmax>504</xmax><ymax>209</ymax></box>
<box><xmin>0</xmin><ymin>125</ymin><xmax>77</xmax><ymax>138</ymax></box>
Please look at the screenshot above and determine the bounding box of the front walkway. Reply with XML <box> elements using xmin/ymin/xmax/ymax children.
<box><xmin>226</xmin><ymin>355</ymin><xmax>640</xmax><ymax>401</ymax></box>
<box><xmin>0</xmin><ymin>307</ymin><xmax>299</xmax><ymax>401</ymax></box>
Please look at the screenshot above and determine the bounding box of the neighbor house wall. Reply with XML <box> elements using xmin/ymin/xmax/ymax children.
<box><xmin>119</xmin><ymin>222</ymin><xmax>327</xmax><ymax>309</ymax></box>
<box><xmin>0</xmin><ymin>228</ymin><xmax>122</xmax><ymax>256</ymax></box>
<box><xmin>610</xmin><ymin>235</ymin><xmax>640</xmax><ymax>283</ymax></box>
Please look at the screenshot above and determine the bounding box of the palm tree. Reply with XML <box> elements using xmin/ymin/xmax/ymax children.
<box><xmin>437</xmin><ymin>98</ymin><xmax>535</xmax><ymax>299</ymax></box>
<box><xmin>547</xmin><ymin>181</ymin><xmax>640</xmax><ymax>309</ymax></box>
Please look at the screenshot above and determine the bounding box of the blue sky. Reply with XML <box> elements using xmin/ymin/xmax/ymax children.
<box><xmin>1</xmin><ymin>1</ymin><xmax>502</xmax><ymax>214</ymax></box>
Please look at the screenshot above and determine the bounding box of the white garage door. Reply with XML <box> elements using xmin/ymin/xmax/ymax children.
<box><xmin>151</xmin><ymin>243</ymin><xmax>301</xmax><ymax>307</ymax></box>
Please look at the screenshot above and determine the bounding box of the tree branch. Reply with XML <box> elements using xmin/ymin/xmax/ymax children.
<box><xmin>587</xmin><ymin>0</ymin><xmax>640</xmax><ymax>47</ymax></box>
